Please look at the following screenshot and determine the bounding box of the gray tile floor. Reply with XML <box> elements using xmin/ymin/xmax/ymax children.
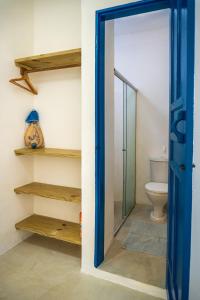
<box><xmin>101</xmin><ymin>204</ymin><xmax>166</xmax><ymax>288</ymax></box>
<box><xmin>0</xmin><ymin>234</ymin><xmax>162</xmax><ymax>300</ymax></box>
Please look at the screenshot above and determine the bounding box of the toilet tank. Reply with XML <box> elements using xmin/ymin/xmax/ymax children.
<box><xmin>150</xmin><ymin>157</ymin><xmax>168</xmax><ymax>183</ymax></box>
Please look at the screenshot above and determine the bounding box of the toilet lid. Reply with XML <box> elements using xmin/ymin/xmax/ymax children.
<box><xmin>145</xmin><ymin>182</ymin><xmax>168</xmax><ymax>194</ymax></box>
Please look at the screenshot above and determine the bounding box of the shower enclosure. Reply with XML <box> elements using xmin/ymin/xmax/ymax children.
<box><xmin>114</xmin><ymin>69</ymin><xmax>137</xmax><ymax>233</ymax></box>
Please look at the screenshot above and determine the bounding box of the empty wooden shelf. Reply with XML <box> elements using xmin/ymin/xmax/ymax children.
<box><xmin>15</xmin><ymin>49</ymin><xmax>81</xmax><ymax>73</ymax></box>
<box><xmin>14</xmin><ymin>182</ymin><xmax>81</xmax><ymax>203</ymax></box>
<box><xmin>15</xmin><ymin>148</ymin><xmax>81</xmax><ymax>158</ymax></box>
<box><xmin>15</xmin><ymin>214</ymin><xmax>81</xmax><ymax>245</ymax></box>
<box><xmin>10</xmin><ymin>48</ymin><xmax>81</xmax><ymax>94</ymax></box>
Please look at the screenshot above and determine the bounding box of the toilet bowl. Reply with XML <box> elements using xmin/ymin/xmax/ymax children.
<box><xmin>145</xmin><ymin>157</ymin><xmax>168</xmax><ymax>223</ymax></box>
<box><xmin>145</xmin><ymin>182</ymin><xmax>168</xmax><ymax>223</ymax></box>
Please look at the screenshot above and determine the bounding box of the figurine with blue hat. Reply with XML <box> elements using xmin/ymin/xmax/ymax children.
<box><xmin>24</xmin><ymin>110</ymin><xmax>44</xmax><ymax>149</ymax></box>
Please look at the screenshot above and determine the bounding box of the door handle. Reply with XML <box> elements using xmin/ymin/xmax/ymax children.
<box><xmin>170</xmin><ymin>110</ymin><xmax>186</xmax><ymax>143</ymax></box>
<box><xmin>179</xmin><ymin>164</ymin><xmax>186</xmax><ymax>171</ymax></box>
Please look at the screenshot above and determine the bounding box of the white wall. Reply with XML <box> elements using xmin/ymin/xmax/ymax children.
<box><xmin>114</xmin><ymin>11</ymin><xmax>169</xmax><ymax>204</ymax></box>
<box><xmin>32</xmin><ymin>0</ymin><xmax>81</xmax><ymax>223</ymax></box>
<box><xmin>33</xmin><ymin>0</ymin><xmax>81</xmax><ymax>52</ymax></box>
<box><xmin>0</xmin><ymin>0</ymin><xmax>81</xmax><ymax>255</ymax></box>
<box><xmin>0</xmin><ymin>0</ymin><xmax>34</xmax><ymax>255</ymax></box>
<box><xmin>189</xmin><ymin>0</ymin><xmax>200</xmax><ymax>298</ymax></box>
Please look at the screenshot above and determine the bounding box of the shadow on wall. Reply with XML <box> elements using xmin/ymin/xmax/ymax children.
<box><xmin>136</xmin><ymin>92</ymin><xmax>169</xmax><ymax>205</ymax></box>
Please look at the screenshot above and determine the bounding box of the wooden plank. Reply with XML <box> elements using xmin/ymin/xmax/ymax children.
<box><xmin>14</xmin><ymin>148</ymin><xmax>81</xmax><ymax>158</ymax></box>
<box><xmin>15</xmin><ymin>214</ymin><xmax>81</xmax><ymax>245</ymax></box>
<box><xmin>15</xmin><ymin>49</ymin><xmax>81</xmax><ymax>73</ymax></box>
<box><xmin>14</xmin><ymin>182</ymin><xmax>81</xmax><ymax>203</ymax></box>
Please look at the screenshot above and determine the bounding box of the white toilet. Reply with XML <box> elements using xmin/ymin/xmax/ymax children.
<box><xmin>145</xmin><ymin>158</ymin><xmax>168</xmax><ymax>223</ymax></box>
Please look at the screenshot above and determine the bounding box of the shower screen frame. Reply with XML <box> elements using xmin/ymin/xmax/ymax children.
<box><xmin>113</xmin><ymin>69</ymin><xmax>137</xmax><ymax>234</ymax></box>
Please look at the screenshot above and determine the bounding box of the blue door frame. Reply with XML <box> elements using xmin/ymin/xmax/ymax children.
<box><xmin>95</xmin><ymin>0</ymin><xmax>194</xmax><ymax>299</ymax></box>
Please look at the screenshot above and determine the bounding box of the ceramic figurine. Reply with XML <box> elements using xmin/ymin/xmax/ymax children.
<box><xmin>24</xmin><ymin>110</ymin><xmax>44</xmax><ymax>149</ymax></box>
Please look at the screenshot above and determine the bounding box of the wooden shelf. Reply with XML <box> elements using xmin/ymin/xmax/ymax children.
<box><xmin>10</xmin><ymin>48</ymin><xmax>81</xmax><ymax>94</ymax></box>
<box><xmin>15</xmin><ymin>49</ymin><xmax>81</xmax><ymax>73</ymax></box>
<box><xmin>14</xmin><ymin>182</ymin><xmax>81</xmax><ymax>203</ymax></box>
<box><xmin>15</xmin><ymin>214</ymin><xmax>81</xmax><ymax>245</ymax></box>
<box><xmin>15</xmin><ymin>148</ymin><xmax>81</xmax><ymax>159</ymax></box>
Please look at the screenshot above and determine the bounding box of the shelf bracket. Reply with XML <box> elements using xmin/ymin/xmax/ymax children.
<box><xmin>9</xmin><ymin>68</ymin><xmax>38</xmax><ymax>95</ymax></box>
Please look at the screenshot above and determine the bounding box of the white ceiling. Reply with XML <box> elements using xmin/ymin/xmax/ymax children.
<box><xmin>114</xmin><ymin>9</ymin><xmax>170</xmax><ymax>36</ymax></box>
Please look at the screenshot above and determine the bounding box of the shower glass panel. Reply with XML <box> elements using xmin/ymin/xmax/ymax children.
<box><xmin>124</xmin><ymin>85</ymin><xmax>137</xmax><ymax>216</ymax></box>
<box><xmin>113</xmin><ymin>76</ymin><xmax>124</xmax><ymax>232</ymax></box>
<box><xmin>114</xmin><ymin>70</ymin><xmax>137</xmax><ymax>233</ymax></box>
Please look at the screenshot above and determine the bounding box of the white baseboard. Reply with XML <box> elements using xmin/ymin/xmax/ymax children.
<box><xmin>81</xmin><ymin>267</ymin><xmax>167</xmax><ymax>299</ymax></box>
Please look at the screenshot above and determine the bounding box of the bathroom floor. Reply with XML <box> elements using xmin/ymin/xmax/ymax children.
<box><xmin>101</xmin><ymin>204</ymin><xmax>167</xmax><ymax>288</ymax></box>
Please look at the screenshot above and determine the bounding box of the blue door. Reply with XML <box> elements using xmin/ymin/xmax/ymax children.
<box><xmin>167</xmin><ymin>1</ymin><xmax>194</xmax><ymax>300</ymax></box>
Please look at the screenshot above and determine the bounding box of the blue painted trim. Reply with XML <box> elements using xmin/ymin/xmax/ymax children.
<box><xmin>95</xmin><ymin>0</ymin><xmax>171</xmax><ymax>269</ymax></box>
<box><xmin>94</xmin><ymin>13</ymin><xmax>105</xmax><ymax>267</ymax></box>
<box><xmin>95</xmin><ymin>1</ymin><xmax>194</xmax><ymax>299</ymax></box>
<box><xmin>183</xmin><ymin>0</ymin><xmax>195</xmax><ymax>297</ymax></box>
<box><xmin>97</xmin><ymin>0</ymin><xmax>169</xmax><ymax>20</ymax></box>
<box><xmin>166</xmin><ymin>7</ymin><xmax>174</xmax><ymax>299</ymax></box>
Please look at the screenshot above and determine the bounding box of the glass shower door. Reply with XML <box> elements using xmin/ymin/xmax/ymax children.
<box><xmin>114</xmin><ymin>70</ymin><xmax>137</xmax><ymax>233</ymax></box>
<box><xmin>113</xmin><ymin>76</ymin><xmax>124</xmax><ymax>232</ymax></box>
<box><xmin>124</xmin><ymin>85</ymin><xmax>137</xmax><ymax>216</ymax></box>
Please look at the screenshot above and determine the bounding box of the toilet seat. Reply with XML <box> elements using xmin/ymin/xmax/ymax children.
<box><xmin>145</xmin><ymin>182</ymin><xmax>168</xmax><ymax>194</ymax></box>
